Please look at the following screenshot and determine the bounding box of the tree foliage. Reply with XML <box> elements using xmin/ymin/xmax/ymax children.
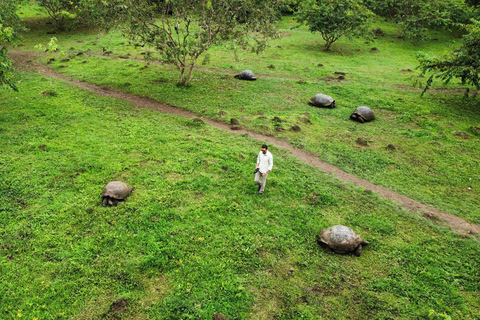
<box><xmin>0</xmin><ymin>0</ymin><xmax>23</xmax><ymax>91</ymax></box>
<box><xmin>365</xmin><ymin>0</ymin><xmax>473</xmax><ymax>39</ymax></box>
<box><xmin>465</xmin><ymin>0</ymin><xmax>480</xmax><ymax>8</ymax></box>
<box><xmin>275</xmin><ymin>0</ymin><xmax>302</xmax><ymax>14</ymax></box>
<box><xmin>38</xmin><ymin>0</ymin><xmax>81</xmax><ymax>31</ymax></box>
<box><xmin>295</xmin><ymin>0</ymin><xmax>373</xmax><ymax>51</ymax></box>
<box><xmin>418</xmin><ymin>20</ymin><xmax>480</xmax><ymax>95</ymax></box>
<box><xmin>86</xmin><ymin>0</ymin><xmax>278</xmax><ymax>86</ymax></box>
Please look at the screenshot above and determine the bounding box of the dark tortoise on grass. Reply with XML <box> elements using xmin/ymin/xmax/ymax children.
<box><xmin>308</xmin><ymin>93</ymin><xmax>336</xmax><ymax>108</ymax></box>
<box><xmin>350</xmin><ymin>106</ymin><xmax>375</xmax><ymax>123</ymax></box>
<box><xmin>317</xmin><ymin>225</ymin><xmax>369</xmax><ymax>256</ymax></box>
<box><xmin>234</xmin><ymin>70</ymin><xmax>257</xmax><ymax>81</ymax></box>
<box><xmin>102</xmin><ymin>181</ymin><xmax>134</xmax><ymax>207</ymax></box>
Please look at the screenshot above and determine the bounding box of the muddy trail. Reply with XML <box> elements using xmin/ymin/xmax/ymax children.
<box><xmin>10</xmin><ymin>51</ymin><xmax>480</xmax><ymax>238</ymax></box>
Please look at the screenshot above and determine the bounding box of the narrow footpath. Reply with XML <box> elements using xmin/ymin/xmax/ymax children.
<box><xmin>11</xmin><ymin>51</ymin><xmax>480</xmax><ymax>238</ymax></box>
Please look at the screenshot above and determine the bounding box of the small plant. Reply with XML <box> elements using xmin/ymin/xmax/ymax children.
<box><xmin>429</xmin><ymin>310</ymin><xmax>452</xmax><ymax>320</ymax></box>
<box><xmin>35</xmin><ymin>36</ymin><xmax>60</xmax><ymax>53</ymax></box>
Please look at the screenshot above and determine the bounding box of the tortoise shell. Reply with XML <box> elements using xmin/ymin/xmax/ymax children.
<box><xmin>102</xmin><ymin>181</ymin><xmax>134</xmax><ymax>207</ymax></box>
<box><xmin>308</xmin><ymin>94</ymin><xmax>336</xmax><ymax>108</ymax></box>
<box><xmin>350</xmin><ymin>106</ymin><xmax>375</xmax><ymax>123</ymax></box>
<box><xmin>235</xmin><ymin>70</ymin><xmax>256</xmax><ymax>81</ymax></box>
<box><xmin>318</xmin><ymin>225</ymin><xmax>364</xmax><ymax>254</ymax></box>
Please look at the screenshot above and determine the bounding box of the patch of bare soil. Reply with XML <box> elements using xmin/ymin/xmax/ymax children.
<box><xmin>109</xmin><ymin>298</ymin><xmax>128</xmax><ymax>314</ymax></box>
<box><xmin>10</xmin><ymin>51</ymin><xmax>480</xmax><ymax>238</ymax></box>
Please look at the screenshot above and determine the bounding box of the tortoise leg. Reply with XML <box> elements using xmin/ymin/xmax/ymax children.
<box><xmin>102</xmin><ymin>197</ymin><xmax>109</xmax><ymax>207</ymax></box>
<box><xmin>112</xmin><ymin>199</ymin><xmax>124</xmax><ymax>206</ymax></box>
<box><xmin>354</xmin><ymin>245</ymin><xmax>362</xmax><ymax>257</ymax></box>
<box><xmin>358</xmin><ymin>117</ymin><xmax>365</xmax><ymax>124</ymax></box>
<box><xmin>324</xmin><ymin>246</ymin><xmax>334</xmax><ymax>255</ymax></box>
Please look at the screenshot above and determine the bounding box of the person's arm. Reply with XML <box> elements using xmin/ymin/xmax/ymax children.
<box><xmin>265</xmin><ymin>153</ymin><xmax>273</xmax><ymax>175</ymax></box>
<box><xmin>256</xmin><ymin>153</ymin><xmax>260</xmax><ymax>169</ymax></box>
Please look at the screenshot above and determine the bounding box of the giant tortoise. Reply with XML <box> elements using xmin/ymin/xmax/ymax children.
<box><xmin>102</xmin><ymin>181</ymin><xmax>134</xmax><ymax>207</ymax></box>
<box><xmin>234</xmin><ymin>70</ymin><xmax>257</xmax><ymax>81</ymax></box>
<box><xmin>308</xmin><ymin>94</ymin><xmax>336</xmax><ymax>108</ymax></box>
<box><xmin>317</xmin><ymin>225</ymin><xmax>369</xmax><ymax>256</ymax></box>
<box><xmin>350</xmin><ymin>106</ymin><xmax>375</xmax><ymax>123</ymax></box>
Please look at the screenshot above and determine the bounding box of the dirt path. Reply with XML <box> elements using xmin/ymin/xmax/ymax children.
<box><xmin>11</xmin><ymin>51</ymin><xmax>480</xmax><ymax>237</ymax></box>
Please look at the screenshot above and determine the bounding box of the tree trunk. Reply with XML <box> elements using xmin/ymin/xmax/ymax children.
<box><xmin>322</xmin><ymin>33</ymin><xmax>336</xmax><ymax>51</ymax></box>
<box><xmin>179</xmin><ymin>66</ymin><xmax>186</xmax><ymax>85</ymax></box>
<box><xmin>183</xmin><ymin>65</ymin><xmax>195</xmax><ymax>86</ymax></box>
<box><xmin>323</xmin><ymin>41</ymin><xmax>333</xmax><ymax>51</ymax></box>
<box><xmin>55</xmin><ymin>17</ymin><xmax>64</xmax><ymax>31</ymax></box>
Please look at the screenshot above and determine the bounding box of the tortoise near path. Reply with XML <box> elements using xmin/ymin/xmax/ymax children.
<box><xmin>234</xmin><ymin>70</ymin><xmax>257</xmax><ymax>81</ymax></box>
<box><xmin>102</xmin><ymin>181</ymin><xmax>134</xmax><ymax>207</ymax></box>
<box><xmin>350</xmin><ymin>106</ymin><xmax>375</xmax><ymax>123</ymax></box>
<box><xmin>317</xmin><ymin>225</ymin><xmax>369</xmax><ymax>256</ymax></box>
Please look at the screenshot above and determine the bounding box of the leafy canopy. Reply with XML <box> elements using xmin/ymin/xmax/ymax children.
<box><xmin>365</xmin><ymin>0</ymin><xmax>474</xmax><ymax>39</ymax></box>
<box><xmin>0</xmin><ymin>0</ymin><xmax>24</xmax><ymax>91</ymax></box>
<box><xmin>87</xmin><ymin>0</ymin><xmax>279</xmax><ymax>86</ymax></box>
<box><xmin>418</xmin><ymin>20</ymin><xmax>480</xmax><ymax>95</ymax></box>
<box><xmin>38</xmin><ymin>0</ymin><xmax>81</xmax><ymax>31</ymax></box>
<box><xmin>295</xmin><ymin>0</ymin><xmax>373</xmax><ymax>51</ymax></box>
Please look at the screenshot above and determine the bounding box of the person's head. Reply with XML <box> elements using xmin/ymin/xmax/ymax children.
<box><xmin>261</xmin><ymin>144</ymin><xmax>268</xmax><ymax>154</ymax></box>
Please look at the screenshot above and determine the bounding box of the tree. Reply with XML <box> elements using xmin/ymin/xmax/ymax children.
<box><xmin>38</xmin><ymin>0</ymin><xmax>81</xmax><ymax>31</ymax></box>
<box><xmin>295</xmin><ymin>0</ymin><xmax>372</xmax><ymax>51</ymax></box>
<box><xmin>0</xmin><ymin>0</ymin><xmax>23</xmax><ymax>91</ymax></box>
<box><xmin>418</xmin><ymin>20</ymin><xmax>480</xmax><ymax>95</ymax></box>
<box><xmin>365</xmin><ymin>0</ymin><xmax>473</xmax><ymax>39</ymax></box>
<box><xmin>87</xmin><ymin>0</ymin><xmax>278</xmax><ymax>86</ymax></box>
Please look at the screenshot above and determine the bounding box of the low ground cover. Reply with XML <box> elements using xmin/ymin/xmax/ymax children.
<box><xmin>3</xmin><ymin>3</ymin><xmax>480</xmax><ymax>319</ymax></box>
<box><xmin>1</xmin><ymin>71</ymin><xmax>479</xmax><ymax>319</ymax></box>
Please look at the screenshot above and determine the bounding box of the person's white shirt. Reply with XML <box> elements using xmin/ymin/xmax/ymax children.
<box><xmin>257</xmin><ymin>150</ymin><xmax>273</xmax><ymax>174</ymax></box>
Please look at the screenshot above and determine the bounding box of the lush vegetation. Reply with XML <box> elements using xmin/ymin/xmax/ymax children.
<box><xmin>1</xmin><ymin>1</ymin><xmax>480</xmax><ymax>319</ymax></box>
<box><xmin>67</xmin><ymin>0</ymin><xmax>278</xmax><ymax>85</ymax></box>
<box><xmin>364</xmin><ymin>0</ymin><xmax>473</xmax><ymax>39</ymax></box>
<box><xmin>37</xmin><ymin>0</ymin><xmax>80</xmax><ymax>31</ymax></box>
<box><xmin>2</xmin><ymin>70</ymin><xmax>479</xmax><ymax>320</ymax></box>
<box><xmin>420</xmin><ymin>20</ymin><xmax>480</xmax><ymax>95</ymax></box>
<box><xmin>15</xmin><ymin>13</ymin><xmax>480</xmax><ymax>225</ymax></box>
<box><xmin>0</xmin><ymin>0</ymin><xmax>24</xmax><ymax>91</ymax></box>
<box><xmin>295</xmin><ymin>0</ymin><xmax>373</xmax><ymax>51</ymax></box>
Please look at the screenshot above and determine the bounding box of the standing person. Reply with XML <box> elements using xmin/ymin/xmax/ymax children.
<box><xmin>255</xmin><ymin>144</ymin><xmax>273</xmax><ymax>195</ymax></box>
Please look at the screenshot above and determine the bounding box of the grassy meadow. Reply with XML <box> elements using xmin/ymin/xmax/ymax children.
<box><xmin>14</xmin><ymin>9</ymin><xmax>480</xmax><ymax>225</ymax></box>
<box><xmin>1</xmin><ymin>2</ymin><xmax>479</xmax><ymax>319</ymax></box>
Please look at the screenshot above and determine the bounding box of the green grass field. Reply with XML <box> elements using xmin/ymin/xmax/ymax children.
<box><xmin>1</xmin><ymin>3</ymin><xmax>480</xmax><ymax>319</ymax></box>
<box><xmin>14</xmin><ymin>12</ymin><xmax>480</xmax><ymax>225</ymax></box>
<box><xmin>2</xmin><ymin>71</ymin><xmax>479</xmax><ymax>319</ymax></box>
